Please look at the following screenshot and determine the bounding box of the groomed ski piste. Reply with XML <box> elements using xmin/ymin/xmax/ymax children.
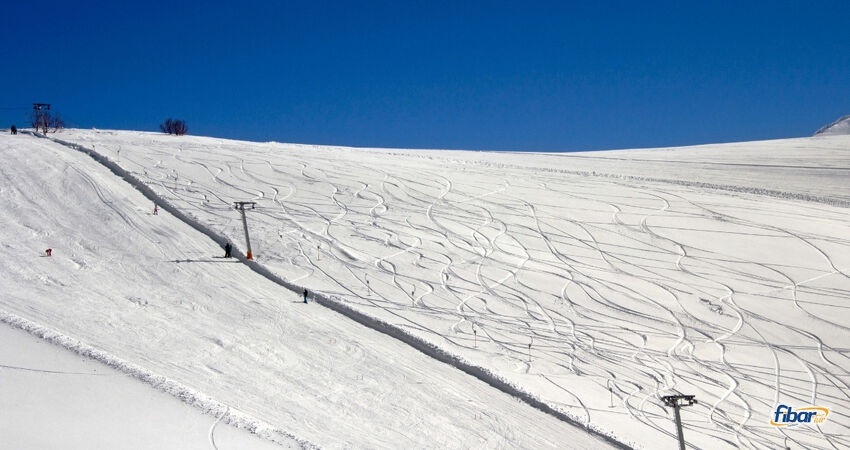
<box><xmin>2</xmin><ymin>128</ymin><xmax>849</xmax><ymax>449</ymax></box>
<box><xmin>0</xmin><ymin>320</ymin><xmax>282</xmax><ymax>450</ymax></box>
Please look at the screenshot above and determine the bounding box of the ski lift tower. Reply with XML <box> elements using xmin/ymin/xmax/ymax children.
<box><xmin>662</xmin><ymin>394</ymin><xmax>697</xmax><ymax>450</ymax></box>
<box><xmin>33</xmin><ymin>103</ymin><xmax>50</xmax><ymax>133</ymax></box>
<box><xmin>233</xmin><ymin>201</ymin><xmax>257</xmax><ymax>259</ymax></box>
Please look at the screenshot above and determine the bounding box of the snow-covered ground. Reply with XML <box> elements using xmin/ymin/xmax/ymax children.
<box><xmin>0</xmin><ymin>322</ymin><xmax>282</xmax><ymax>450</ymax></box>
<box><xmin>815</xmin><ymin>115</ymin><xmax>850</xmax><ymax>137</ymax></box>
<box><xmin>0</xmin><ymin>132</ymin><xmax>616</xmax><ymax>448</ymax></box>
<box><xmin>2</xmin><ymin>129</ymin><xmax>849</xmax><ymax>449</ymax></box>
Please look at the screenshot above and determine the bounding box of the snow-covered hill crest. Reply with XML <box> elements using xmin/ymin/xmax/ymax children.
<box><xmin>814</xmin><ymin>114</ymin><xmax>850</xmax><ymax>135</ymax></box>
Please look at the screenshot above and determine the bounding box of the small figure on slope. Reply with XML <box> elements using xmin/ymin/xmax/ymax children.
<box><xmin>153</xmin><ymin>204</ymin><xmax>159</xmax><ymax>215</ymax></box>
<box><xmin>45</xmin><ymin>248</ymin><xmax>52</xmax><ymax>257</ymax></box>
<box><xmin>365</xmin><ymin>274</ymin><xmax>371</xmax><ymax>296</ymax></box>
<box><xmin>303</xmin><ymin>288</ymin><xmax>309</xmax><ymax>304</ymax></box>
<box><xmin>224</xmin><ymin>242</ymin><xmax>232</xmax><ymax>258</ymax></box>
<box><xmin>10</xmin><ymin>125</ymin><xmax>17</xmax><ymax>135</ymax></box>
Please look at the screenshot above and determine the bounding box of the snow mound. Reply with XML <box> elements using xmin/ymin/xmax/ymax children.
<box><xmin>814</xmin><ymin>114</ymin><xmax>850</xmax><ymax>135</ymax></box>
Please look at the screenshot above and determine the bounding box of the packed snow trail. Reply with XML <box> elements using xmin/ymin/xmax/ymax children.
<box><xmin>0</xmin><ymin>132</ymin><xmax>619</xmax><ymax>448</ymax></box>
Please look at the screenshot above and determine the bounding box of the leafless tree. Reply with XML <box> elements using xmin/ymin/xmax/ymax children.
<box><xmin>159</xmin><ymin>118</ymin><xmax>174</xmax><ymax>133</ymax></box>
<box><xmin>48</xmin><ymin>114</ymin><xmax>65</xmax><ymax>132</ymax></box>
<box><xmin>173</xmin><ymin>119</ymin><xmax>187</xmax><ymax>135</ymax></box>
<box><xmin>30</xmin><ymin>112</ymin><xmax>47</xmax><ymax>133</ymax></box>
<box><xmin>30</xmin><ymin>111</ymin><xmax>64</xmax><ymax>134</ymax></box>
<box><xmin>160</xmin><ymin>118</ymin><xmax>188</xmax><ymax>136</ymax></box>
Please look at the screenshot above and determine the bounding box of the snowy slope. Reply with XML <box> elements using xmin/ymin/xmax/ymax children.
<box><xmin>48</xmin><ymin>128</ymin><xmax>850</xmax><ymax>450</ymax></box>
<box><xmin>815</xmin><ymin>115</ymin><xmax>850</xmax><ymax>136</ymax></box>
<box><xmin>0</xmin><ymin>133</ymin><xmax>617</xmax><ymax>448</ymax></box>
<box><xmin>0</xmin><ymin>323</ymin><xmax>281</xmax><ymax>450</ymax></box>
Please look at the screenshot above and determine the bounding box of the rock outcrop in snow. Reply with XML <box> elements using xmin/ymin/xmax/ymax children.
<box><xmin>814</xmin><ymin>114</ymin><xmax>850</xmax><ymax>135</ymax></box>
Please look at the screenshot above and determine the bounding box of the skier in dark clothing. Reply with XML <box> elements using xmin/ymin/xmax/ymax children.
<box><xmin>303</xmin><ymin>288</ymin><xmax>308</xmax><ymax>303</ymax></box>
<box><xmin>224</xmin><ymin>242</ymin><xmax>232</xmax><ymax>258</ymax></box>
<box><xmin>10</xmin><ymin>125</ymin><xmax>17</xmax><ymax>135</ymax></box>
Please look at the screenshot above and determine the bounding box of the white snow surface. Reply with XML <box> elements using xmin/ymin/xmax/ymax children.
<box><xmin>3</xmin><ymin>128</ymin><xmax>850</xmax><ymax>449</ymax></box>
<box><xmin>1</xmin><ymin>131</ymin><xmax>617</xmax><ymax>449</ymax></box>
<box><xmin>815</xmin><ymin>115</ymin><xmax>850</xmax><ymax>136</ymax></box>
<box><xmin>0</xmin><ymin>321</ymin><xmax>284</xmax><ymax>450</ymax></box>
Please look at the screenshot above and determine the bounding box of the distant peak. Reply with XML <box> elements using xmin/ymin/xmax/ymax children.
<box><xmin>814</xmin><ymin>115</ymin><xmax>850</xmax><ymax>136</ymax></box>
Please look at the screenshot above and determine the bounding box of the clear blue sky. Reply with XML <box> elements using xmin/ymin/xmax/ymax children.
<box><xmin>3</xmin><ymin>1</ymin><xmax>848</xmax><ymax>151</ymax></box>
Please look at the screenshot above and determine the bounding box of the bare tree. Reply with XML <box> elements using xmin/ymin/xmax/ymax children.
<box><xmin>30</xmin><ymin>112</ymin><xmax>47</xmax><ymax>133</ymax></box>
<box><xmin>48</xmin><ymin>114</ymin><xmax>65</xmax><ymax>132</ymax></box>
<box><xmin>30</xmin><ymin>111</ymin><xmax>64</xmax><ymax>134</ymax></box>
<box><xmin>160</xmin><ymin>118</ymin><xmax>188</xmax><ymax>136</ymax></box>
<box><xmin>159</xmin><ymin>118</ymin><xmax>174</xmax><ymax>134</ymax></box>
<box><xmin>173</xmin><ymin>119</ymin><xmax>187</xmax><ymax>135</ymax></box>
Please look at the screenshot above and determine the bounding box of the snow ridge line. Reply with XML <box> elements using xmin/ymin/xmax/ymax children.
<box><xmin>34</xmin><ymin>132</ymin><xmax>630</xmax><ymax>449</ymax></box>
<box><xmin>814</xmin><ymin>114</ymin><xmax>850</xmax><ymax>136</ymax></box>
<box><xmin>369</xmin><ymin>150</ymin><xmax>850</xmax><ymax>208</ymax></box>
<box><xmin>565</xmin><ymin>170</ymin><xmax>850</xmax><ymax>207</ymax></box>
<box><xmin>0</xmin><ymin>310</ymin><xmax>316</xmax><ymax>449</ymax></box>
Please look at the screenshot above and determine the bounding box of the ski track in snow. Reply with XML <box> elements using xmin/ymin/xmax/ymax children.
<box><xmin>208</xmin><ymin>407</ymin><xmax>229</xmax><ymax>450</ymax></box>
<box><xmin>20</xmin><ymin>130</ymin><xmax>850</xmax><ymax>449</ymax></box>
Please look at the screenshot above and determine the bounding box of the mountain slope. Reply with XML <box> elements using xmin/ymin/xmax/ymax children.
<box><xmin>5</xmin><ymin>129</ymin><xmax>850</xmax><ymax>449</ymax></box>
<box><xmin>57</xmin><ymin>129</ymin><xmax>850</xmax><ymax>449</ymax></box>
<box><xmin>0</xmin><ymin>132</ymin><xmax>616</xmax><ymax>448</ymax></box>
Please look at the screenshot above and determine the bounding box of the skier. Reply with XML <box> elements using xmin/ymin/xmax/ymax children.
<box><xmin>303</xmin><ymin>288</ymin><xmax>308</xmax><ymax>304</ymax></box>
<box><xmin>153</xmin><ymin>204</ymin><xmax>159</xmax><ymax>215</ymax></box>
<box><xmin>45</xmin><ymin>248</ymin><xmax>52</xmax><ymax>257</ymax></box>
<box><xmin>10</xmin><ymin>125</ymin><xmax>17</xmax><ymax>135</ymax></box>
<box><xmin>365</xmin><ymin>274</ymin><xmax>371</xmax><ymax>295</ymax></box>
<box><xmin>224</xmin><ymin>242</ymin><xmax>232</xmax><ymax>258</ymax></box>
